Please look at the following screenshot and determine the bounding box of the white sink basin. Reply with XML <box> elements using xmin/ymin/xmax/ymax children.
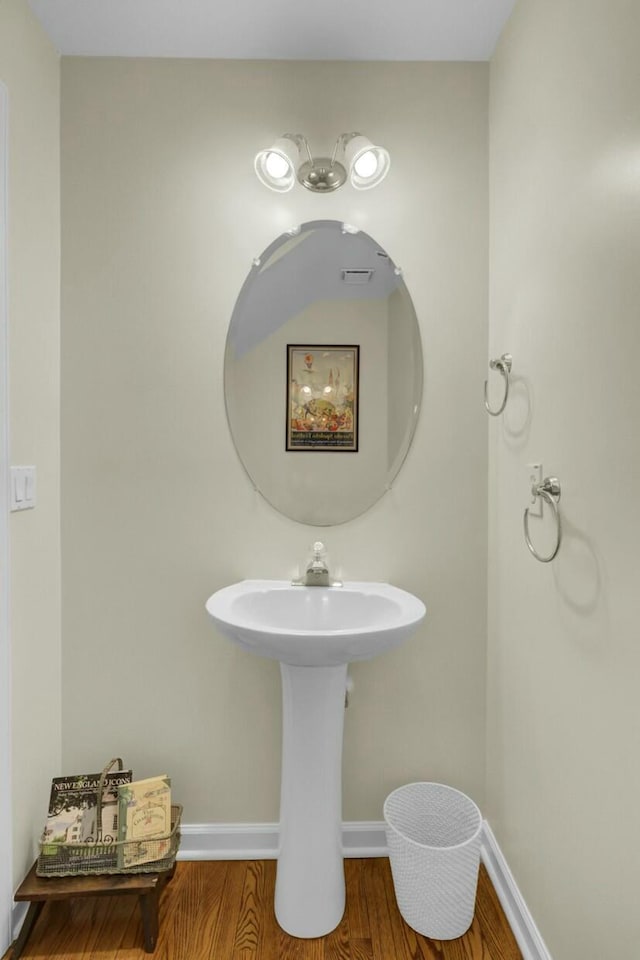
<box><xmin>205</xmin><ymin>579</ymin><xmax>426</xmax><ymax>666</ymax></box>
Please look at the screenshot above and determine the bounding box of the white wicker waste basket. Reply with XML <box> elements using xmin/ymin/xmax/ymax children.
<box><xmin>383</xmin><ymin>782</ymin><xmax>482</xmax><ymax>940</ymax></box>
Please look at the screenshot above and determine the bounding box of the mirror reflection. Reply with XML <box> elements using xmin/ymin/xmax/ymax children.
<box><xmin>224</xmin><ymin>220</ymin><xmax>423</xmax><ymax>525</ymax></box>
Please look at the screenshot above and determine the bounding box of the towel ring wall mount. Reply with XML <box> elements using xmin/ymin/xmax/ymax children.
<box><xmin>484</xmin><ymin>353</ymin><xmax>512</xmax><ymax>416</ymax></box>
<box><xmin>523</xmin><ymin>476</ymin><xmax>562</xmax><ymax>563</ymax></box>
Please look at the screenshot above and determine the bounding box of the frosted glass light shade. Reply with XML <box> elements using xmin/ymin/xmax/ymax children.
<box><xmin>255</xmin><ymin>137</ymin><xmax>299</xmax><ymax>192</ymax></box>
<box><xmin>266</xmin><ymin>152</ymin><xmax>290</xmax><ymax>179</ymax></box>
<box><xmin>344</xmin><ymin>136</ymin><xmax>391</xmax><ymax>190</ymax></box>
<box><xmin>353</xmin><ymin>150</ymin><xmax>378</xmax><ymax>179</ymax></box>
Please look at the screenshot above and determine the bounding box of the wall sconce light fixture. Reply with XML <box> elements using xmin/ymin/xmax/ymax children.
<box><xmin>254</xmin><ymin>133</ymin><xmax>391</xmax><ymax>193</ymax></box>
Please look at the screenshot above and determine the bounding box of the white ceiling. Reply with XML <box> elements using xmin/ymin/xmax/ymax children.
<box><xmin>28</xmin><ymin>0</ymin><xmax>518</xmax><ymax>61</ymax></box>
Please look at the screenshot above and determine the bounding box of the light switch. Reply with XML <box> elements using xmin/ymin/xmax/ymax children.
<box><xmin>10</xmin><ymin>466</ymin><xmax>36</xmax><ymax>511</ymax></box>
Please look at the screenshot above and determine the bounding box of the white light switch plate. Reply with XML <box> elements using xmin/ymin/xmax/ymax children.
<box><xmin>526</xmin><ymin>463</ymin><xmax>543</xmax><ymax>518</ymax></box>
<box><xmin>10</xmin><ymin>466</ymin><xmax>36</xmax><ymax>511</ymax></box>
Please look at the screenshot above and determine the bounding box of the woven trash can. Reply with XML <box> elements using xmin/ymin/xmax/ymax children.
<box><xmin>383</xmin><ymin>782</ymin><xmax>482</xmax><ymax>940</ymax></box>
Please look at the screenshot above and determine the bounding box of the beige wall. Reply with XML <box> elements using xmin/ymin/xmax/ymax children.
<box><xmin>61</xmin><ymin>59</ymin><xmax>488</xmax><ymax>822</ymax></box>
<box><xmin>488</xmin><ymin>0</ymin><xmax>640</xmax><ymax>956</ymax></box>
<box><xmin>0</xmin><ymin>0</ymin><xmax>61</xmax><ymax>889</ymax></box>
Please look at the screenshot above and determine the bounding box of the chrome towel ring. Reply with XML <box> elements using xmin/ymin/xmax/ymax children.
<box><xmin>484</xmin><ymin>353</ymin><xmax>512</xmax><ymax>416</ymax></box>
<box><xmin>523</xmin><ymin>477</ymin><xmax>562</xmax><ymax>563</ymax></box>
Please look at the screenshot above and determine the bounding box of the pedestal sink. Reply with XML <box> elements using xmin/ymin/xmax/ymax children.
<box><xmin>205</xmin><ymin>580</ymin><xmax>426</xmax><ymax>938</ymax></box>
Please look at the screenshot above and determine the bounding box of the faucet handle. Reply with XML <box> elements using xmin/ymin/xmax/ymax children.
<box><xmin>291</xmin><ymin>541</ymin><xmax>341</xmax><ymax>586</ymax></box>
<box><xmin>308</xmin><ymin>542</ymin><xmax>328</xmax><ymax>572</ymax></box>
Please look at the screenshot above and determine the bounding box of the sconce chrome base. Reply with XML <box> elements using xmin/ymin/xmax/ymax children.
<box><xmin>297</xmin><ymin>158</ymin><xmax>347</xmax><ymax>193</ymax></box>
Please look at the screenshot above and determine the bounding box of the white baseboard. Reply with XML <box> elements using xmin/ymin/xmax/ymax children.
<box><xmin>12</xmin><ymin>902</ymin><xmax>27</xmax><ymax>943</ymax></box>
<box><xmin>178</xmin><ymin>822</ymin><xmax>279</xmax><ymax>860</ymax></box>
<box><xmin>178</xmin><ymin>819</ymin><xmax>551</xmax><ymax>959</ymax></box>
<box><xmin>480</xmin><ymin>822</ymin><xmax>552</xmax><ymax>960</ymax></box>
<box><xmin>178</xmin><ymin>821</ymin><xmax>388</xmax><ymax>860</ymax></box>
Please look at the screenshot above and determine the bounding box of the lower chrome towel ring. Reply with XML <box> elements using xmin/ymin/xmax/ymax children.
<box><xmin>523</xmin><ymin>477</ymin><xmax>562</xmax><ymax>563</ymax></box>
<box><xmin>484</xmin><ymin>353</ymin><xmax>512</xmax><ymax>416</ymax></box>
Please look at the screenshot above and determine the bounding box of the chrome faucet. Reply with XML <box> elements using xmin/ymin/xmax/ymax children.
<box><xmin>293</xmin><ymin>541</ymin><xmax>342</xmax><ymax>587</ymax></box>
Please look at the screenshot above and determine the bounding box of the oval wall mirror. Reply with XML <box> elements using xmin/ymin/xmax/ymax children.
<box><xmin>224</xmin><ymin>220</ymin><xmax>423</xmax><ymax>525</ymax></box>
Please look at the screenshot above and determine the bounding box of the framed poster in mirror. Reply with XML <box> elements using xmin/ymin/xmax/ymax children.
<box><xmin>286</xmin><ymin>344</ymin><xmax>359</xmax><ymax>452</ymax></box>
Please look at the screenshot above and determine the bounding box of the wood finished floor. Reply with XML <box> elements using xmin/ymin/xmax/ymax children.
<box><xmin>6</xmin><ymin>859</ymin><xmax>523</xmax><ymax>960</ymax></box>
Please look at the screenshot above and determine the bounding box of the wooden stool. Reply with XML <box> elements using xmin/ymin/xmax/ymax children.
<box><xmin>12</xmin><ymin>860</ymin><xmax>176</xmax><ymax>957</ymax></box>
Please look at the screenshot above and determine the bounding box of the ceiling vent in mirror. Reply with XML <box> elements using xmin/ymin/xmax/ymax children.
<box><xmin>341</xmin><ymin>269</ymin><xmax>374</xmax><ymax>283</ymax></box>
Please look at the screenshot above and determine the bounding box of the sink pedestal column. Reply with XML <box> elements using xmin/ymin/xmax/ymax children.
<box><xmin>275</xmin><ymin>662</ymin><xmax>348</xmax><ymax>938</ymax></box>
